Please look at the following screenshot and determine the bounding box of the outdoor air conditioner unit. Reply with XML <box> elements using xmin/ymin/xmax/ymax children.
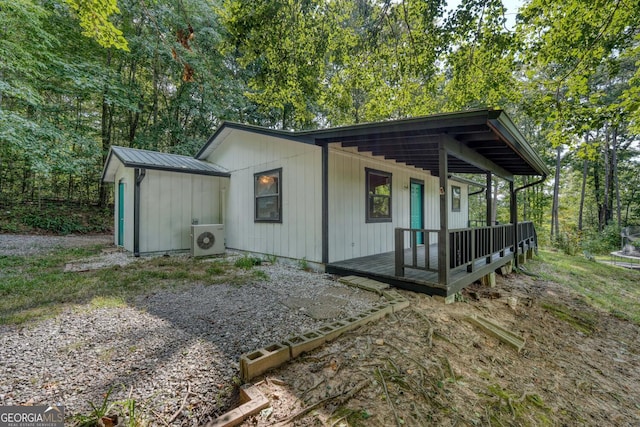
<box><xmin>191</xmin><ymin>224</ymin><xmax>225</xmax><ymax>257</ymax></box>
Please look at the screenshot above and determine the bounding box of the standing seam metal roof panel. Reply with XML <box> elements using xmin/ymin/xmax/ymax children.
<box><xmin>102</xmin><ymin>146</ymin><xmax>230</xmax><ymax>182</ymax></box>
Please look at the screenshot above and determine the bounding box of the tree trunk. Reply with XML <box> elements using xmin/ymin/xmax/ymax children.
<box><xmin>550</xmin><ymin>145</ymin><xmax>562</xmax><ymax>239</ymax></box>
<box><xmin>578</xmin><ymin>134</ymin><xmax>589</xmax><ymax>231</ymax></box>
<box><xmin>612</xmin><ymin>127</ymin><xmax>621</xmax><ymax>227</ymax></box>
<box><xmin>98</xmin><ymin>50</ymin><xmax>113</xmax><ymax>208</ymax></box>
<box><xmin>601</xmin><ymin>126</ymin><xmax>610</xmax><ymax>229</ymax></box>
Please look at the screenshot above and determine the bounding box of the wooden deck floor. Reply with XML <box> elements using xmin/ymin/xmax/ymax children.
<box><xmin>326</xmin><ymin>245</ymin><xmax>515</xmax><ymax>297</ymax></box>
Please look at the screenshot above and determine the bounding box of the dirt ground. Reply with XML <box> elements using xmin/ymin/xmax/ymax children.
<box><xmin>241</xmin><ymin>269</ymin><xmax>640</xmax><ymax>426</ymax></box>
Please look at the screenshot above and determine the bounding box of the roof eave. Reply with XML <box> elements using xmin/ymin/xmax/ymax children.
<box><xmin>489</xmin><ymin>112</ymin><xmax>550</xmax><ymax>177</ymax></box>
<box><xmin>196</xmin><ymin>121</ymin><xmax>316</xmax><ymax>160</ymax></box>
<box><xmin>100</xmin><ymin>147</ymin><xmax>119</xmax><ymax>183</ymax></box>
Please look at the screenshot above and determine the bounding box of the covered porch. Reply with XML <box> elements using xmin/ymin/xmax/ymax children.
<box><xmin>312</xmin><ymin>109</ymin><xmax>549</xmax><ymax>298</ymax></box>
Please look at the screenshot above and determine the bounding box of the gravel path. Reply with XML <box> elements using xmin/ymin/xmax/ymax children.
<box><xmin>0</xmin><ymin>235</ymin><xmax>381</xmax><ymax>425</ymax></box>
<box><xmin>0</xmin><ymin>234</ymin><xmax>113</xmax><ymax>256</ymax></box>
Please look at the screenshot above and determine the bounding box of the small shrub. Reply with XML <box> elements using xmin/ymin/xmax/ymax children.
<box><xmin>23</xmin><ymin>212</ymin><xmax>84</xmax><ymax>234</ymax></box>
<box><xmin>581</xmin><ymin>224</ymin><xmax>622</xmax><ymax>255</ymax></box>
<box><xmin>252</xmin><ymin>270</ymin><xmax>269</xmax><ymax>281</ymax></box>
<box><xmin>553</xmin><ymin>227</ymin><xmax>580</xmax><ymax>256</ymax></box>
<box><xmin>234</xmin><ymin>255</ymin><xmax>262</xmax><ymax>269</ymax></box>
<box><xmin>297</xmin><ymin>257</ymin><xmax>311</xmax><ymax>271</ymax></box>
<box><xmin>206</xmin><ymin>263</ymin><xmax>227</xmax><ymax>275</ymax></box>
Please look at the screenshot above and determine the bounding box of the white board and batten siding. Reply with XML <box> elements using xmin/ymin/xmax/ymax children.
<box><xmin>138</xmin><ymin>170</ymin><xmax>227</xmax><ymax>253</ymax></box>
<box><xmin>113</xmin><ymin>160</ymin><xmax>228</xmax><ymax>253</ymax></box>
<box><xmin>205</xmin><ymin>129</ymin><xmax>323</xmax><ymax>262</ymax></box>
<box><xmin>327</xmin><ymin>146</ymin><xmax>468</xmax><ymax>263</ymax></box>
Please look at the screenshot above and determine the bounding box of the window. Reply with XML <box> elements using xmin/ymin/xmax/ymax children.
<box><xmin>366</xmin><ymin>168</ymin><xmax>392</xmax><ymax>222</ymax></box>
<box><xmin>255</xmin><ymin>168</ymin><xmax>282</xmax><ymax>222</ymax></box>
<box><xmin>451</xmin><ymin>185</ymin><xmax>461</xmax><ymax>212</ymax></box>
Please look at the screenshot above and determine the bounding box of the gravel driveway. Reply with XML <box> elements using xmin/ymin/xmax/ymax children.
<box><xmin>0</xmin><ymin>234</ymin><xmax>381</xmax><ymax>425</ymax></box>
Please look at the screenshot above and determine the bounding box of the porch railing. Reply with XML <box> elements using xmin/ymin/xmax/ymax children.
<box><xmin>395</xmin><ymin>221</ymin><xmax>537</xmax><ymax>283</ymax></box>
<box><xmin>394</xmin><ymin>228</ymin><xmax>440</xmax><ymax>276</ymax></box>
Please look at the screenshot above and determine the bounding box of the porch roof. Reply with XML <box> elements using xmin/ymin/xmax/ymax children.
<box><xmin>307</xmin><ymin>109</ymin><xmax>549</xmax><ymax>180</ymax></box>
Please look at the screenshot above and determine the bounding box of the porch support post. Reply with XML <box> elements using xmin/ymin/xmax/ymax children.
<box><xmin>486</xmin><ymin>172</ymin><xmax>493</xmax><ymax>226</ymax></box>
<box><xmin>486</xmin><ymin>172</ymin><xmax>493</xmax><ymax>264</ymax></box>
<box><xmin>321</xmin><ymin>143</ymin><xmax>329</xmax><ymax>264</ymax></box>
<box><xmin>438</xmin><ymin>140</ymin><xmax>450</xmax><ymax>286</ymax></box>
<box><xmin>510</xmin><ymin>180</ymin><xmax>519</xmax><ymax>268</ymax></box>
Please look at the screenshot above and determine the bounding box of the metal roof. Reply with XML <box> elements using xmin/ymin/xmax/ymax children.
<box><xmin>102</xmin><ymin>146</ymin><xmax>230</xmax><ymax>182</ymax></box>
<box><xmin>196</xmin><ymin>109</ymin><xmax>548</xmax><ymax>180</ymax></box>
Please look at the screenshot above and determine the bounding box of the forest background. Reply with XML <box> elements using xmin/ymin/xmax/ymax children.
<box><xmin>1</xmin><ymin>0</ymin><xmax>639</xmax><ymax>255</ymax></box>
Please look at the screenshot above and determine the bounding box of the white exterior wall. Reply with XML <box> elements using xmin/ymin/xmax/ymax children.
<box><xmin>138</xmin><ymin>170</ymin><xmax>227</xmax><ymax>253</ymax></box>
<box><xmin>328</xmin><ymin>146</ymin><xmax>468</xmax><ymax>263</ymax></box>
<box><xmin>206</xmin><ymin>130</ymin><xmax>323</xmax><ymax>262</ymax></box>
<box><xmin>114</xmin><ymin>164</ymin><xmax>135</xmax><ymax>252</ymax></box>
<box><xmin>448</xmin><ymin>182</ymin><xmax>469</xmax><ymax>229</ymax></box>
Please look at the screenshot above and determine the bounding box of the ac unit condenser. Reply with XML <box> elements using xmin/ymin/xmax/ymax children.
<box><xmin>191</xmin><ymin>224</ymin><xmax>225</xmax><ymax>257</ymax></box>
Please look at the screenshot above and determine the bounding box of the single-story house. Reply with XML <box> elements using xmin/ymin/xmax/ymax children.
<box><xmin>102</xmin><ymin>109</ymin><xmax>548</xmax><ymax>297</ymax></box>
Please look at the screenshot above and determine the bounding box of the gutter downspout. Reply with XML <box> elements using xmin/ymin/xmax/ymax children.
<box><xmin>134</xmin><ymin>168</ymin><xmax>147</xmax><ymax>257</ymax></box>
<box><xmin>512</xmin><ymin>174</ymin><xmax>547</xmax><ymax>268</ymax></box>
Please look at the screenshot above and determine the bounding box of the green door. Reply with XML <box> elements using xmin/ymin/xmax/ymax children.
<box><xmin>118</xmin><ymin>182</ymin><xmax>125</xmax><ymax>246</ymax></box>
<box><xmin>410</xmin><ymin>180</ymin><xmax>424</xmax><ymax>245</ymax></box>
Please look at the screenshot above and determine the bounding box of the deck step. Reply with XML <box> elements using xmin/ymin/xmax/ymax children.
<box><xmin>338</xmin><ymin>275</ymin><xmax>390</xmax><ymax>294</ymax></box>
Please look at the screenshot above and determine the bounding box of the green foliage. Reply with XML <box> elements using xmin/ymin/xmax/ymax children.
<box><xmin>534</xmin><ymin>249</ymin><xmax>640</xmax><ymax>324</ymax></box>
<box><xmin>581</xmin><ymin>224</ymin><xmax>622</xmax><ymax>255</ymax></box>
<box><xmin>540</xmin><ymin>302</ymin><xmax>596</xmax><ymax>335</ymax></box>
<box><xmin>64</xmin><ymin>0</ymin><xmax>129</xmax><ymax>50</ymax></box>
<box><xmin>206</xmin><ymin>262</ymin><xmax>228</xmax><ymax>275</ymax></box>
<box><xmin>251</xmin><ymin>269</ymin><xmax>269</xmax><ymax>281</ymax></box>
<box><xmin>72</xmin><ymin>386</ymin><xmax>142</xmax><ymax>427</ymax></box>
<box><xmin>483</xmin><ymin>384</ymin><xmax>552</xmax><ymax>425</ymax></box>
<box><xmin>297</xmin><ymin>257</ymin><xmax>310</xmax><ymax>271</ymax></box>
<box><xmin>0</xmin><ymin>202</ymin><xmax>111</xmax><ymax>234</ymax></box>
<box><xmin>552</xmin><ymin>227</ymin><xmax>581</xmax><ymax>256</ymax></box>
<box><xmin>234</xmin><ymin>255</ymin><xmax>262</xmax><ymax>269</ymax></box>
<box><xmin>72</xmin><ymin>386</ymin><xmax>117</xmax><ymax>427</ymax></box>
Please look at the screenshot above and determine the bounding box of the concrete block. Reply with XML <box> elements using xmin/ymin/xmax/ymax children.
<box><xmin>239</xmin><ymin>342</ymin><xmax>290</xmax><ymax>382</ymax></box>
<box><xmin>317</xmin><ymin>322</ymin><xmax>345</xmax><ymax>342</ymax></box>
<box><xmin>340</xmin><ymin>276</ymin><xmax>389</xmax><ymax>294</ymax></box>
<box><xmin>342</xmin><ymin>312</ymin><xmax>371</xmax><ymax>329</ymax></box>
<box><xmin>375</xmin><ymin>303</ymin><xmax>394</xmax><ymax>316</ymax></box>
<box><xmin>285</xmin><ymin>330</ymin><xmax>327</xmax><ymax>358</ymax></box>
<box><xmin>382</xmin><ymin>289</ymin><xmax>404</xmax><ymax>302</ymax></box>
<box><xmin>358</xmin><ymin>279</ymin><xmax>390</xmax><ymax>294</ymax></box>
<box><xmin>391</xmin><ymin>298</ymin><xmax>410</xmax><ymax>313</ymax></box>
